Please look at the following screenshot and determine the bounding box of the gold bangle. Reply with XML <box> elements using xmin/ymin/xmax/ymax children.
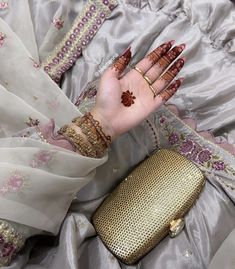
<box><xmin>59</xmin><ymin>112</ymin><xmax>111</xmax><ymax>158</ymax></box>
<box><xmin>72</xmin><ymin>118</ymin><xmax>107</xmax><ymax>156</ymax></box>
<box><xmin>85</xmin><ymin>112</ymin><xmax>111</xmax><ymax>146</ymax></box>
<box><xmin>58</xmin><ymin>125</ymin><xmax>97</xmax><ymax>157</ymax></box>
<box><xmin>73</xmin><ymin>113</ymin><xmax>111</xmax><ymax>147</ymax></box>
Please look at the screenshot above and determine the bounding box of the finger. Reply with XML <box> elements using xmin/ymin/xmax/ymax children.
<box><xmin>106</xmin><ymin>47</ymin><xmax>132</xmax><ymax>79</ymax></box>
<box><xmin>133</xmin><ymin>40</ymin><xmax>175</xmax><ymax>75</ymax></box>
<box><xmin>151</xmin><ymin>57</ymin><xmax>185</xmax><ymax>94</ymax></box>
<box><xmin>154</xmin><ymin>78</ymin><xmax>184</xmax><ymax>106</ymax></box>
<box><xmin>143</xmin><ymin>44</ymin><xmax>186</xmax><ymax>84</ymax></box>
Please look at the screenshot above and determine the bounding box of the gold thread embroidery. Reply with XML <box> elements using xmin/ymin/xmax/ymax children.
<box><xmin>36</xmin><ymin>127</ymin><xmax>48</xmax><ymax>143</ymax></box>
<box><xmin>0</xmin><ymin>220</ymin><xmax>25</xmax><ymax>266</ymax></box>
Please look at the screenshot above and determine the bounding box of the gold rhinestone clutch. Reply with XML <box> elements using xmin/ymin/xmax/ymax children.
<box><xmin>92</xmin><ymin>149</ymin><xmax>205</xmax><ymax>265</ymax></box>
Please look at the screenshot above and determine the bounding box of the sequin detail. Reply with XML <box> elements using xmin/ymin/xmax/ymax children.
<box><xmin>53</xmin><ymin>17</ymin><xmax>64</xmax><ymax>30</ymax></box>
<box><xmin>30</xmin><ymin>150</ymin><xmax>55</xmax><ymax>168</ymax></box>
<box><xmin>159</xmin><ymin>116</ymin><xmax>235</xmax><ymax>175</ymax></box>
<box><xmin>0</xmin><ymin>220</ymin><xmax>25</xmax><ymax>267</ymax></box>
<box><xmin>29</xmin><ymin>57</ymin><xmax>41</xmax><ymax>69</ymax></box>
<box><xmin>25</xmin><ymin>117</ymin><xmax>40</xmax><ymax>127</ymax></box>
<box><xmin>42</xmin><ymin>0</ymin><xmax>118</xmax><ymax>83</ymax></box>
<box><xmin>0</xmin><ymin>171</ymin><xmax>28</xmax><ymax>196</ymax></box>
<box><xmin>183</xmin><ymin>250</ymin><xmax>192</xmax><ymax>258</ymax></box>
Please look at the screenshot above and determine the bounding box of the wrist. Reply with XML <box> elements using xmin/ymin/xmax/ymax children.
<box><xmin>90</xmin><ymin>108</ymin><xmax>116</xmax><ymax>141</ymax></box>
<box><xmin>58</xmin><ymin>111</ymin><xmax>112</xmax><ymax>158</ymax></box>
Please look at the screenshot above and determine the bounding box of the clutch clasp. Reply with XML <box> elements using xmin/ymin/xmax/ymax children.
<box><xmin>169</xmin><ymin>218</ymin><xmax>185</xmax><ymax>238</ymax></box>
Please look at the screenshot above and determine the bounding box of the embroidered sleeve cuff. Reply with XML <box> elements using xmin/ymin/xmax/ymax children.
<box><xmin>0</xmin><ymin>220</ymin><xmax>25</xmax><ymax>267</ymax></box>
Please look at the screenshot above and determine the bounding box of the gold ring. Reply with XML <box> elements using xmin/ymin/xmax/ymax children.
<box><xmin>149</xmin><ymin>85</ymin><xmax>157</xmax><ymax>98</ymax></box>
<box><xmin>133</xmin><ymin>66</ymin><xmax>144</xmax><ymax>75</ymax></box>
<box><xmin>143</xmin><ymin>75</ymin><xmax>152</xmax><ymax>85</ymax></box>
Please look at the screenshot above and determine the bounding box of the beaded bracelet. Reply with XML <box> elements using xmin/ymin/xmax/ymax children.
<box><xmin>58</xmin><ymin>112</ymin><xmax>111</xmax><ymax>158</ymax></box>
<box><xmin>85</xmin><ymin>112</ymin><xmax>111</xmax><ymax>147</ymax></box>
<box><xmin>0</xmin><ymin>220</ymin><xmax>25</xmax><ymax>266</ymax></box>
<box><xmin>58</xmin><ymin>124</ymin><xmax>98</xmax><ymax>158</ymax></box>
<box><xmin>72</xmin><ymin>115</ymin><xmax>107</xmax><ymax>156</ymax></box>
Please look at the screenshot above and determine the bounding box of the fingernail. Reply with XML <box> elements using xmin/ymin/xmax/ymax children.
<box><xmin>180</xmin><ymin>43</ymin><xmax>186</xmax><ymax>50</ymax></box>
<box><xmin>122</xmin><ymin>46</ymin><xmax>132</xmax><ymax>59</ymax></box>
<box><xmin>181</xmin><ymin>56</ymin><xmax>186</xmax><ymax>62</ymax></box>
<box><xmin>179</xmin><ymin>77</ymin><xmax>184</xmax><ymax>83</ymax></box>
<box><xmin>169</xmin><ymin>40</ymin><xmax>175</xmax><ymax>46</ymax></box>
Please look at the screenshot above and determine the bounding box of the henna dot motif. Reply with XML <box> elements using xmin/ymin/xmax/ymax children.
<box><xmin>121</xmin><ymin>90</ymin><xmax>136</xmax><ymax>107</ymax></box>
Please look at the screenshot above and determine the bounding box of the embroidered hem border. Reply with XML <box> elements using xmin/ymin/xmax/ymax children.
<box><xmin>156</xmin><ymin>107</ymin><xmax>235</xmax><ymax>178</ymax></box>
<box><xmin>42</xmin><ymin>0</ymin><xmax>118</xmax><ymax>83</ymax></box>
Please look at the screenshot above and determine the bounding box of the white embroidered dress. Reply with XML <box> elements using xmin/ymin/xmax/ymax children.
<box><xmin>0</xmin><ymin>0</ymin><xmax>235</xmax><ymax>269</ymax></box>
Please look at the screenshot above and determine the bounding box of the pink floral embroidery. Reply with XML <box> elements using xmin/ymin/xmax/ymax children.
<box><xmin>159</xmin><ymin>116</ymin><xmax>235</xmax><ymax>175</ymax></box>
<box><xmin>198</xmin><ymin>150</ymin><xmax>212</xmax><ymax>164</ymax></box>
<box><xmin>168</xmin><ymin>133</ymin><xmax>179</xmax><ymax>145</ymax></box>
<box><xmin>212</xmin><ymin>161</ymin><xmax>226</xmax><ymax>171</ymax></box>
<box><xmin>26</xmin><ymin>117</ymin><xmax>40</xmax><ymax>127</ymax></box>
<box><xmin>0</xmin><ymin>32</ymin><xmax>6</xmax><ymax>47</ymax></box>
<box><xmin>29</xmin><ymin>57</ymin><xmax>41</xmax><ymax>69</ymax></box>
<box><xmin>46</xmin><ymin>97</ymin><xmax>60</xmax><ymax>110</ymax></box>
<box><xmin>0</xmin><ymin>1</ymin><xmax>8</xmax><ymax>10</ymax></box>
<box><xmin>53</xmin><ymin>17</ymin><xmax>64</xmax><ymax>30</ymax></box>
<box><xmin>0</xmin><ymin>171</ymin><xmax>27</xmax><ymax>196</ymax></box>
<box><xmin>30</xmin><ymin>150</ymin><xmax>54</xmax><ymax>168</ymax></box>
<box><xmin>159</xmin><ymin>116</ymin><xmax>167</xmax><ymax>125</ymax></box>
<box><xmin>43</xmin><ymin>0</ymin><xmax>118</xmax><ymax>83</ymax></box>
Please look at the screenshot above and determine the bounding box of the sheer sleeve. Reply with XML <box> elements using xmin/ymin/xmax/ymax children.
<box><xmin>0</xmin><ymin>0</ymin><xmax>119</xmax><ymax>266</ymax></box>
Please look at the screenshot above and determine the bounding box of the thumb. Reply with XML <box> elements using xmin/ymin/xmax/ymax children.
<box><xmin>106</xmin><ymin>47</ymin><xmax>132</xmax><ymax>79</ymax></box>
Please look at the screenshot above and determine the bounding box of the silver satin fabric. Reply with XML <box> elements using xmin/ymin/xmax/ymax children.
<box><xmin>2</xmin><ymin>0</ymin><xmax>235</xmax><ymax>268</ymax></box>
<box><xmin>208</xmin><ymin>229</ymin><xmax>235</xmax><ymax>269</ymax></box>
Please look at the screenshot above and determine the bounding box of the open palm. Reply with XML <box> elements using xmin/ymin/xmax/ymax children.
<box><xmin>91</xmin><ymin>41</ymin><xmax>186</xmax><ymax>140</ymax></box>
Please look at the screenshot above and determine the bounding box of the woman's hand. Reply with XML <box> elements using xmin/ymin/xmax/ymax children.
<box><xmin>91</xmin><ymin>40</ymin><xmax>186</xmax><ymax>141</ymax></box>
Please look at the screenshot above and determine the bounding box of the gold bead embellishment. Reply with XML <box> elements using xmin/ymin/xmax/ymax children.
<box><xmin>35</xmin><ymin>128</ymin><xmax>48</xmax><ymax>143</ymax></box>
<box><xmin>58</xmin><ymin>125</ymin><xmax>97</xmax><ymax>158</ymax></box>
<box><xmin>59</xmin><ymin>112</ymin><xmax>111</xmax><ymax>158</ymax></box>
<box><xmin>0</xmin><ymin>220</ymin><xmax>25</xmax><ymax>266</ymax></box>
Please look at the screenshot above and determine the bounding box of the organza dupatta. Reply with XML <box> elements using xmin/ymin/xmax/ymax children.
<box><xmin>0</xmin><ymin>14</ymin><xmax>107</xmax><ymax>234</ymax></box>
